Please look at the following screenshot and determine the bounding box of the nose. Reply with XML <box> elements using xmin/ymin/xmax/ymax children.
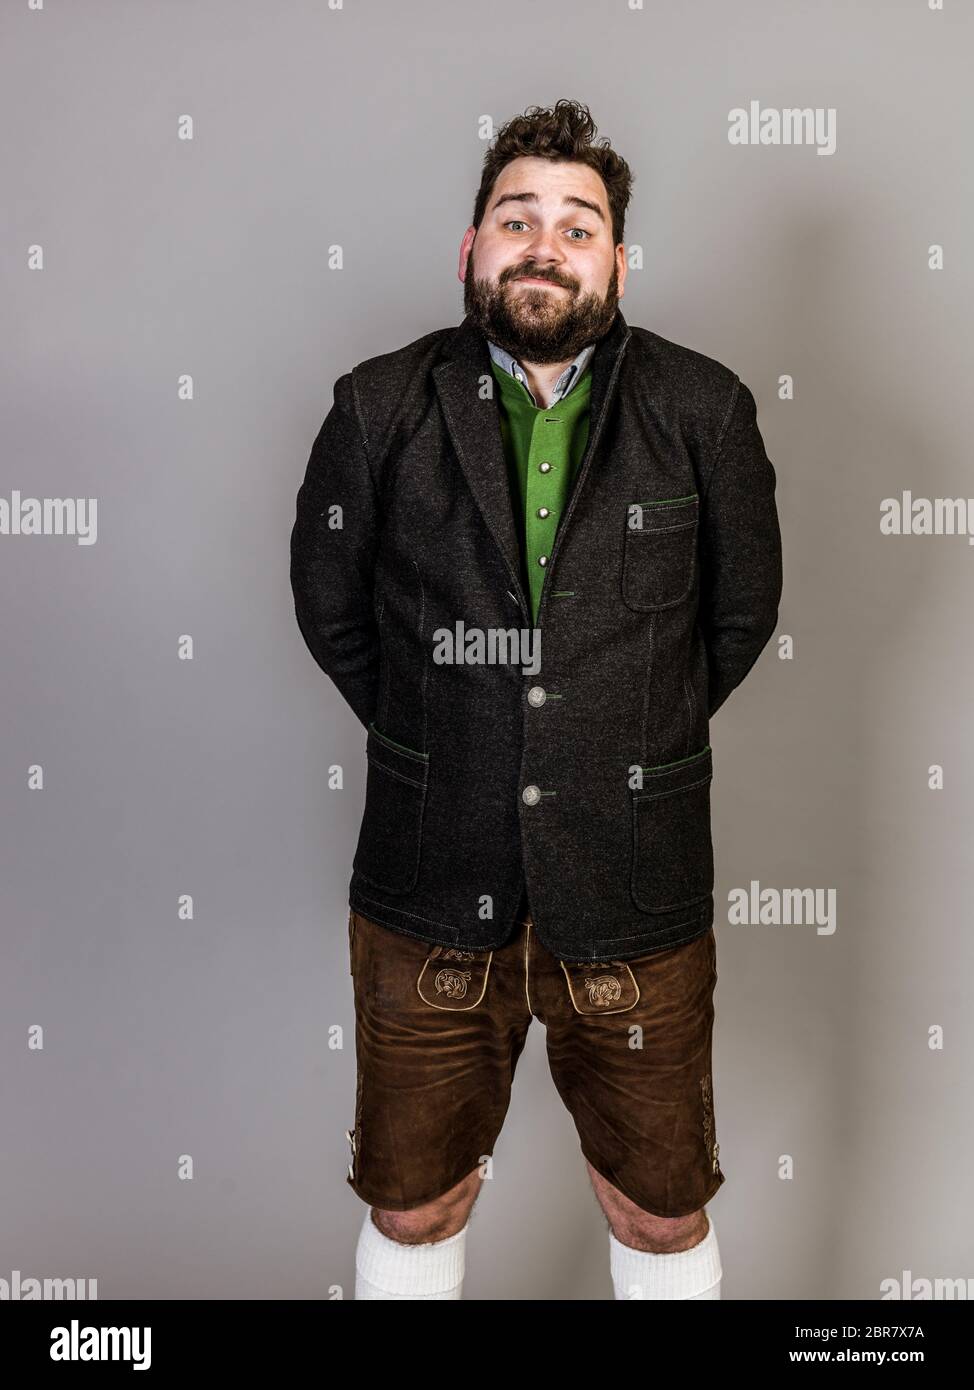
<box><xmin>520</xmin><ymin>224</ymin><xmax>565</xmax><ymax>268</ymax></box>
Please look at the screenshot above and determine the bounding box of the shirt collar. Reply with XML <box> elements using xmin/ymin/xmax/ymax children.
<box><xmin>486</xmin><ymin>339</ymin><xmax>596</xmax><ymax>407</ymax></box>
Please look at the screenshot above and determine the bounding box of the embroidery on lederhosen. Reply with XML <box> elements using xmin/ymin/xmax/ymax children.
<box><xmin>701</xmin><ymin>1073</ymin><xmax>721</xmax><ymax>1176</ymax></box>
<box><xmin>559</xmin><ymin>959</ymin><xmax>640</xmax><ymax>1014</ymax></box>
<box><xmin>345</xmin><ymin>1125</ymin><xmax>357</xmax><ymax>1182</ymax></box>
<box><xmin>345</xmin><ymin>1064</ymin><xmax>364</xmax><ymax>1185</ymax></box>
<box><xmin>416</xmin><ymin>944</ymin><xmax>493</xmax><ymax>1010</ymax></box>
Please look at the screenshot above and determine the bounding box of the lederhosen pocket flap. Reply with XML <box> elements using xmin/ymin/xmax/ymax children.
<box><xmin>560</xmin><ymin>959</ymin><xmax>640</xmax><ymax>1015</ymax></box>
<box><xmin>416</xmin><ymin>944</ymin><xmax>493</xmax><ymax>1010</ymax></box>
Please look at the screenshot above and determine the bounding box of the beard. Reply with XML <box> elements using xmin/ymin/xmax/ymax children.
<box><xmin>463</xmin><ymin>254</ymin><xmax>620</xmax><ymax>365</ymax></box>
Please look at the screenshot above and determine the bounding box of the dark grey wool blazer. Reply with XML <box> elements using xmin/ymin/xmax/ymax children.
<box><xmin>290</xmin><ymin>308</ymin><xmax>783</xmax><ymax>961</ymax></box>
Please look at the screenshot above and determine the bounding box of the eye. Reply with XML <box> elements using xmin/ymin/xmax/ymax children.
<box><xmin>504</xmin><ymin>220</ymin><xmax>529</xmax><ymax>232</ymax></box>
<box><xmin>567</xmin><ymin>228</ymin><xmax>591</xmax><ymax>240</ymax></box>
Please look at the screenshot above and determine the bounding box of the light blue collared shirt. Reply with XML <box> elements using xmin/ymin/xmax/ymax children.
<box><xmin>486</xmin><ymin>339</ymin><xmax>595</xmax><ymax>408</ymax></box>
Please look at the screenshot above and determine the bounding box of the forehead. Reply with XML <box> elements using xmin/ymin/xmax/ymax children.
<box><xmin>489</xmin><ymin>156</ymin><xmax>608</xmax><ymax>214</ymax></box>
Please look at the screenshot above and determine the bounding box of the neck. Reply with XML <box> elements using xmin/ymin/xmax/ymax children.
<box><xmin>520</xmin><ymin>358</ymin><xmax>576</xmax><ymax>409</ymax></box>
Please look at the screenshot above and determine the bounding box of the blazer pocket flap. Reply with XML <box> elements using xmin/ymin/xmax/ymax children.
<box><xmin>366</xmin><ymin>723</ymin><xmax>429</xmax><ymax>786</ymax></box>
<box><xmin>627</xmin><ymin>494</ymin><xmax>699</xmax><ymax>532</ymax></box>
<box><xmin>632</xmin><ymin>744</ymin><xmax>712</xmax><ymax>799</ymax></box>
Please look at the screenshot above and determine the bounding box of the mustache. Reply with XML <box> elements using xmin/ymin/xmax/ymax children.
<box><xmin>503</xmin><ymin>266</ymin><xmax>576</xmax><ymax>290</ymax></box>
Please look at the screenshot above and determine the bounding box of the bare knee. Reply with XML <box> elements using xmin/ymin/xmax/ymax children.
<box><xmin>611</xmin><ymin>1207</ymin><xmax>709</xmax><ymax>1253</ymax></box>
<box><xmin>371</xmin><ymin>1167</ymin><xmax>483</xmax><ymax>1245</ymax></box>
<box><xmin>585</xmin><ymin>1159</ymin><xmax>709</xmax><ymax>1253</ymax></box>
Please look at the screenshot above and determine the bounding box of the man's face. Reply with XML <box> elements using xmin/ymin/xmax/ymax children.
<box><xmin>458</xmin><ymin>155</ymin><xmax>627</xmax><ymax>365</ymax></box>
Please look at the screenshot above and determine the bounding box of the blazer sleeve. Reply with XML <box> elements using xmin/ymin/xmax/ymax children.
<box><xmin>289</xmin><ymin>371</ymin><xmax>380</xmax><ymax>731</ymax></box>
<box><xmin>697</xmin><ymin>378</ymin><xmax>783</xmax><ymax>719</ymax></box>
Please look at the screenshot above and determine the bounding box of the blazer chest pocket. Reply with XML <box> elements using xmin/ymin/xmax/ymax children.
<box><xmin>352</xmin><ymin>724</ymin><xmax>429</xmax><ymax>895</ymax></box>
<box><xmin>622</xmin><ymin>494</ymin><xmax>699</xmax><ymax>611</ymax></box>
<box><xmin>630</xmin><ymin>744</ymin><xmax>714</xmax><ymax>914</ymax></box>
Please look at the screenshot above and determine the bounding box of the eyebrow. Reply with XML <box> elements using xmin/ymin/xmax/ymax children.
<box><xmin>490</xmin><ymin>190</ymin><xmax>606</xmax><ymax>224</ymax></box>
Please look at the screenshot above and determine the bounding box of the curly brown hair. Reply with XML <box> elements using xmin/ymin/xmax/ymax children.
<box><xmin>471</xmin><ymin>99</ymin><xmax>634</xmax><ymax>250</ymax></box>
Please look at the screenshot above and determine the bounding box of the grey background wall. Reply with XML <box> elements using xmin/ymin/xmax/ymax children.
<box><xmin>2</xmin><ymin>0</ymin><xmax>971</xmax><ymax>1300</ymax></box>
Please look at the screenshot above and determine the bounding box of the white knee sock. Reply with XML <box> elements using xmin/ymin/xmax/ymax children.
<box><xmin>609</xmin><ymin>1213</ymin><xmax>722</xmax><ymax>1300</ymax></box>
<box><xmin>354</xmin><ymin>1208</ymin><xmax>467</xmax><ymax>1300</ymax></box>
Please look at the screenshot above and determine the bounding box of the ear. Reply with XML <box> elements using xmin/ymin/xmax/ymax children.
<box><xmin>457</xmin><ymin>225</ymin><xmax>477</xmax><ymax>283</ymax></box>
<box><xmin>615</xmin><ymin>242</ymin><xmax>629</xmax><ymax>300</ymax></box>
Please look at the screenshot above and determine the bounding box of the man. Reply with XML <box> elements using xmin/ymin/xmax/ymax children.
<box><xmin>290</xmin><ymin>99</ymin><xmax>783</xmax><ymax>1300</ymax></box>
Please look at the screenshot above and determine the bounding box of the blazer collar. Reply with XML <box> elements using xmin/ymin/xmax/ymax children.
<box><xmin>432</xmin><ymin>308</ymin><xmax>632</xmax><ymax>623</ymax></box>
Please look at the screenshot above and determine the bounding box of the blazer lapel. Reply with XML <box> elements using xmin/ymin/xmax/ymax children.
<box><xmin>432</xmin><ymin>308</ymin><xmax>632</xmax><ymax>622</ymax></box>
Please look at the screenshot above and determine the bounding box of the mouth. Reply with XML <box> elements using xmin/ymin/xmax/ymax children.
<box><xmin>513</xmin><ymin>276</ymin><xmax>568</xmax><ymax>288</ymax></box>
